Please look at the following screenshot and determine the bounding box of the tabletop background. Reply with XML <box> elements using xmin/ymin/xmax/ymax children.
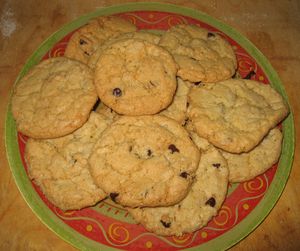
<box><xmin>0</xmin><ymin>0</ymin><xmax>299</xmax><ymax>250</ymax></box>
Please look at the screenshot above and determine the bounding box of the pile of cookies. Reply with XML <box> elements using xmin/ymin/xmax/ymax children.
<box><xmin>11</xmin><ymin>15</ymin><xmax>289</xmax><ymax>237</ymax></box>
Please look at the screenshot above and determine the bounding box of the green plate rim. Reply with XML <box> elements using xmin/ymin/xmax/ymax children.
<box><xmin>5</xmin><ymin>2</ymin><xmax>295</xmax><ymax>251</ymax></box>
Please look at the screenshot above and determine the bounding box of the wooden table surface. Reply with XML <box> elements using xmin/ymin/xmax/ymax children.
<box><xmin>0</xmin><ymin>0</ymin><xmax>299</xmax><ymax>250</ymax></box>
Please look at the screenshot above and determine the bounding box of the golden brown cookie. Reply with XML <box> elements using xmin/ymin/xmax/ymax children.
<box><xmin>159</xmin><ymin>24</ymin><xmax>237</xmax><ymax>83</ymax></box>
<box><xmin>12</xmin><ymin>57</ymin><xmax>97</xmax><ymax>139</ymax></box>
<box><xmin>187</xmin><ymin>79</ymin><xmax>289</xmax><ymax>153</ymax></box>
<box><xmin>25</xmin><ymin>112</ymin><xmax>110</xmax><ymax>210</ymax></box>
<box><xmin>94</xmin><ymin>38</ymin><xmax>178</xmax><ymax>115</ymax></box>
<box><xmin>89</xmin><ymin>115</ymin><xmax>200</xmax><ymax>208</ymax></box>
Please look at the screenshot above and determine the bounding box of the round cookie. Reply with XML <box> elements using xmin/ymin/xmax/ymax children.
<box><xmin>159</xmin><ymin>77</ymin><xmax>191</xmax><ymax>125</ymax></box>
<box><xmin>129</xmin><ymin>132</ymin><xmax>228</xmax><ymax>236</ymax></box>
<box><xmin>11</xmin><ymin>57</ymin><xmax>97</xmax><ymax>139</ymax></box>
<box><xmin>88</xmin><ymin>115</ymin><xmax>200</xmax><ymax>207</ymax></box>
<box><xmin>64</xmin><ymin>15</ymin><xmax>137</xmax><ymax>64</ymax></box>
<box><xmin>159</xmin><ymin>24</ymin><xmax>237</xmax><ymax>83</ymax></box>
<box><xmin>222</xmin><ymin>128</ymin><xmax>283</xmax><ymax>182</ymax></box>
<box><xmin>25</xmin><ymin>112</ymin><xmax>111</xmax><ymax>211</ymax></box>
<box><xmin>88</xmin><ymin>31</ymin><xmax>161</xmax><ymax>69</ymax></box>
<box><xmin>187</xmin><ymin>79</ymin><xmax>289</xmax><ymax>153</ymax></box>
<box><xmin>94</xmin><ymin>38</ymin><xmax>178</xmax><ymax>115</ymax></box>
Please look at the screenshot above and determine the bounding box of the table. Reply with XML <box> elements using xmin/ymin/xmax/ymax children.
<box><xmin>0</xmin><ymin>0</ymin><xmax>299</xmax><ymax>250</ymax></box>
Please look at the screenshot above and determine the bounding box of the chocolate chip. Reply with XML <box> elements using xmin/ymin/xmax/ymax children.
<box><xmin>205</xmin><ymin>197</ymin><xmax>216</xmax><ymax>207</ymax></box>
<box><xmin>79</xmin><ymin>39</ymin><xmax>87</xmax><ymax>45</ymax></box>
<box><xmin>147</xmin><ymin>149</ymin><xmax>152</xmax><ymax>157</ymax></box>
<box><xmin>112</xmin><ymin>88</ymin><xmax>122</xmax><ymax>97</ymax></box>
<box><xmin>92</xmin><ymin>99</ymin><xmax>100</xmax><ymax>111</ymax></box>
<box><xmin>183</xmin><ymin>118</ymin><xmax>189</xmax><ymax>126</ymax></box>
<box><xmin>168</xmin><ymin>144</ymin><xmax>179</xmax><ymax>154</ymax></box>
<box><xmin>244</xmin><ymin>70</ymin><xmax>256</xmax><ymax>79</ymax></box>
<box><xmin>160</xmin><ymin>220</ymin><xmax>171</xmax><ymax>228</ymax></box>
<box><xmin>207</xmin><ymin>32</ymin><xmax>215</xmax><ymax>38</ymax></box>
<box><xmin>194</xmin><ymin>81</ymin><xmax>202</xmax><ymax>86</ymax></box>
<box><xmin>212</xmin><ymin>163</ymin><xmax>221</xmax><ymax>168</ymax></box>
<box><xmin>180</xmin><ymin>172</ymin><xmax>188</xmax><ymax>179</ymax></box>
<box><xmin>149</xmin><ymin>81</ymin><xmax>156</xmax><ymax>87</ymax></box>
<box><xmin>110</xmin><ymin>193</ymin><xmax>119</xmax><ymax>202</ymax></box>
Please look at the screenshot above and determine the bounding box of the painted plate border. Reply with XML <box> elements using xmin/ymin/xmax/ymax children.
<box><xmin>5</xmin><ymin>2</ymin><xmax>295</xmax><ymax>251</ymax></box>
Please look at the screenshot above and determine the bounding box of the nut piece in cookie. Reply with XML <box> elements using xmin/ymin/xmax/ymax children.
<box><xmin>129</xmin><ymin>132</ymin><xmax>228</xmax><ymax>236</ymax></box>
<box><xmin>94</xmin><ymin>38</ymin><xmax>178</xmax><ymax>115</ymax></box>
<box><xmin>159</xmin><ymin>24</ymin><xmax>237</xmax><ymax>83</ymax></box>
<box><xmin>25</xmin><ymin>112</ymin><xmax>111</xmax><ymax>211</ymax></box>
<box><xmin>88</xmin><ymin>115</ymin><xmax>200</xmax><ymax>207</ymax></box>
<box><xmin>12</xmin><ymin>57</ymin><xmax>98</xmax><ymax>139</ymax></box>
<box><xmin>187</xmin><ymin>79</ymin><xmax>289</xmax><ymax>153</ymax></box>
<box><xmin>64</xmin><ymin>15</ymin><xmax>137</xmax><ymax>64</ymax></box>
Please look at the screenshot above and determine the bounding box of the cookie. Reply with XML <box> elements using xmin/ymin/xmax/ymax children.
<box><xmin>64</xmin><ymin>15</ymin><xmax>137</xmax><ymax>64</ymax></box>
<box><xmin>88</xmin><ymin>115</ymin><xmax>200</xmax><ymax>207</ymax></box>
<box><xmin>159</xmin><ymin>24</ymin><xmax>237</xmax><ymax>83</ymax></box>
<box><xmin>94</xmin><ymin>38</ymin><xmax>178</xmax><ymax>115</ymax></box>
<box><xmin>11</xmin><ymin>57</ymin><xmax>97</xmax><ymax>139</ymax></box>
<box><xmin>129</xmin><ymin>132</ymin><xmax>228</xmax><ymax>236</ymax></box>
<box><xmin>25</xmin><ymin>112</ymin><xmax>110</xmax><ymax>210</ymax></box>
<box><xmin>187</xmin><ymin>79</ymin><xmax>289</xmax><ymax>153</ymax></box>
<box><xmin>88</xmin><ymin>30</ymin><xmax>161</xmax><ymax>69</ymax></box>
<box><xmin>159</xmin><ymin>77</ymin><xmax>191</xmax><ymax>125</ymax></box>
<box><xmin>222</xmin><ymin>128</ymin><xmax>283</xmax><ymax>182</ymax></box>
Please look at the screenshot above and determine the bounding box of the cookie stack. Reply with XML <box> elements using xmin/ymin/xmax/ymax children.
<box><xmin>11</xmin><ymin>15</ymin><xmax>289</xmax><ymax>237</ymax></box>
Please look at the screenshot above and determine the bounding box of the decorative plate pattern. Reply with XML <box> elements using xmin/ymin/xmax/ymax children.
<box><xmin>5</xmin><ymin>3</ymin><xmax>294</xmax><ymax>251</ymax></box>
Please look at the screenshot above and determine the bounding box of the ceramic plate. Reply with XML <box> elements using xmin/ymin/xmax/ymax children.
<box><xmin>5</xmin><ymin>2</ymin><xmax>295</xmax><ymax>250</ymax></box>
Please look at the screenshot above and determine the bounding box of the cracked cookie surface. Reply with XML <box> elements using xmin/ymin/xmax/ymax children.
<box><xmin>64</xmin><ymin>15</ymin><xmax>136</xmax><ymax>64</ymax></box>
<box><xmin>25</xmin><ymin>112</ymin><xmax>110</xmax><ymax>210</ymax></box>
<box><xmin>94</xmin><ymin>38</ymin><xmax>178</xmax><ymax>115</ymax></box>
<box><xmin>88</xmin><ymin>30</ymin><xmax>161</xmax><ymax>69</ymax></box>
<box><xmin>222</xmin><ymin>128</ymin><xmax>283</xmax><ymax>182</ymax></box>
<box><xmin>129</xmin><ymin>131</ymin><xmax>228</xmax><ymax>236</ymax></box>
<box><xmin>88</xmin><ymin>115</ymin><xmax>200</xmax><ymax>207</ymax></box>
<box><xmin>187</xmin><ymin>79</ymin><xmax>289</xmax><ymax>153</ymax></box>
<box><xmin>12</xmin><ymin>57</ymin><xmax>97</xmax><ymax>139</ymax></box>
<box><xmin>159</xmin><ymin>24</ymin><xmax>237</xmax><ymax>83</ymax></box>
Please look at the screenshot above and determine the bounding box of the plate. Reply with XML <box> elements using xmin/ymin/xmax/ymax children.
<box><xmin>5</xmin><ymin>2</ymin><xmax>295</xmax><ymax>250</ymax></box>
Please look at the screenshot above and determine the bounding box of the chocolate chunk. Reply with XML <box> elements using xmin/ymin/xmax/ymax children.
<box><xmin>207</xmin><ymin>32</ymin><xmax>215</xmax><ymax>38</ymax></box>
<box><xmin>147</xmin><ymin>149</ymin><xmax>152</xmax><ymax>157</ymax></box>
<box><xmin>160</xmin><ymin>220</ymin><xmax>171</xmax><ymax>228</ymax></box>
<box><xmin>205</xmin><ymin>197</ymin><xmax>216</xmax><ymax>207</ymax></box>
<box><xmin>110</xmin><ymin>193</ymin><xmax>119</xmax><ymax>202</ymax></box>
<box><xmin>112</xmin><ymin>88</ymin><xmax>122</xmax><ymax>97</ymax></box>
<box><xmin>180</xmin><ymin>172</ymin><xmax>188</xmax><ymax>179</ymax></box>
<box><xmin>212</xmin><ymin>163</ymin><xmax>221</xmax><ymax>168</ymax></box>
<box><xmin>244</xmin><ymin>70</ymin><xmax>256</xmax><ymax>79</ymax></box>
<box><xmin>194</xmin><ymin>81</ymin><xmax>202</xmax><ymax>86</ymax></box>
<box><xmin>79</xmin><ymin>39</ymin><xmax>87</xmax><ymax>45</ymax></box>
<box><xmin>92</xmin><ymin>99</ymin><xmax>100</xmax><ymax>111</ymax></box>
<box><xmin>168</xmin><ymin>144</ymin><xmax>179</xmax><ymax>153</ymax></box>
